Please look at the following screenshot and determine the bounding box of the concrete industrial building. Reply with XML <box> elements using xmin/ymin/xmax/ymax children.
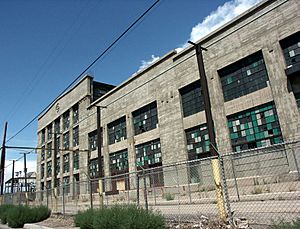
<box><xmin>36</xmin><ymin>0</ymin><xmax>300</xmax><ymax>196</ymax></box>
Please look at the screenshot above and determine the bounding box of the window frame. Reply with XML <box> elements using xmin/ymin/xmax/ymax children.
<box><xmin>108</xmin><ymin>116</ymin><xmax>127</xmax><ymax>145</ymax></box>
<box><xmin>132</xmin><ymin>101</ymin><xmax>158</xmax><ymax>135</ymax></box>
<box><xmin>219</xmin><ymin>51</ymin><xmax>269</xmax><ymax>102</ymax></box>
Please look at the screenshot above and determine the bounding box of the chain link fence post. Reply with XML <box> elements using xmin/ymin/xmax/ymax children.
<box><xmin>291</xmin><ymin>147</ymin><xmax>300</xmax><ymax>180</ymax></box>
<box><xmin>230</xmin><ymin>155</ymin><xmax>240</xmax><ymax>201</ymax></box>
<box><xmin>143</xmin><ymin>169</ymin><xmax>148</xmax><ymax>211</ymax></box>
<box><xmin>220</xmin><ymin>156</ymin><xmax>234</xmax><ymax>227</ymax></box>
<box><xmin>136</xmin><ymin>173</ymin><xmax>140</xmax><ymax>206</ymax></box>
<box><xmin>89</xmin><ymin>179</ymin><xmax>93</xmax><ymax>210</ymax></box>
<box><xmin>62</xmin><ymin>185</ymin><xmax>65</xmax><ymax>216</ymax></box>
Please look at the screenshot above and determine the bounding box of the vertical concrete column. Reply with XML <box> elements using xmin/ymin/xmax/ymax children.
<box><xmin>102</xmin><ymin>124</ymin><xmax>111</xmax><ymax>192</ymax></box>
<box><xmin>263</xmin><ymin>46</ymin><xmax>300</xmax><ymax>140</ymax></box>
<box><xmin>126</xmin><ymin>112</ymin><xmax>137</xmax><ymax>189</ymax></box>
<box><xmin>78</xmin><ymin>102</ymin><xmax>90</xmax><ymax>195</ymax></box>
<box><xmin>206</xmin><ymin>65</ymin><xmax>232</xmax><ymax>154</ymax></box>
<box><xmin>263</xmin><ymin>44</ymin><xmax>300</xmax><ymax>173</ymax></box>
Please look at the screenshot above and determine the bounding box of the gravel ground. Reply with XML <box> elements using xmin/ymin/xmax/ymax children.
<box><xmin>35</xmin><ymin>214</ymin><xmax>76</xmax><ymax>229</ymax></box>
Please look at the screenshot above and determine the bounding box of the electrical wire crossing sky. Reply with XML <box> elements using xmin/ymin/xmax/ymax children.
<box><xmin>0</xmin><ymin>0</ymin><xmax>261</xmax><ymax>181</ymax></box>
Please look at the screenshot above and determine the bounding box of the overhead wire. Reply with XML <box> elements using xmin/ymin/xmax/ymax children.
<box><xmin>5</xmin><ymin>0</ymin><xmax>161</xmax><ymax>144</ymax></box>
<box><xmin>4</xmin><ymin>0</ymin><xmax>98</xmax><ymax>123</ymax></box>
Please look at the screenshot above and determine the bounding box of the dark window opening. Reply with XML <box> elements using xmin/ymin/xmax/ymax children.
<box><xmin>63</xmin><ymin>154</ymin><xmax>70</xmax><ymax>173</ymax></box>
<box><xmin>219</xmin><ymin>51</ymin><xmax>269</xmax><ymax>102</ymax></box>
<box><xmin>41</xmin><ymin>164</ymin><xmax>44</xmax><ymax>179</ymax></box>
<box><xmin>56</xmin><ymin>157</ymin><xmax>60</xmax><ymax>175</ymax></box>
<box><xmin>133</xmin><ymin>101</ymin><xmax>158</xmax><ymax>135</ymax></box>
<box><xmin>47</xmin><ymin>142</ymin><xmax>52</xmax><ymax>158</ymax></box>
<box><xmin>54</xmin><ymin>118</ymin><xmax>60</xmax><ymax>134</ymax></box>
<box><xmin>63</xmin><ymin>132</ymin><xmax>69</xmax><ymax>149</ymax></box>
<box><xmin>108</xmin><ymin>116</ymin><xmax>127</xmax><ymax>144</ymax></box>
<box><xmin>180</xmin><ymin>80</ymin><xmax>205</xmax><ymax>117</ymax></box>
<box><xmin>47</xmin><ymin>124</ymin><xmax>52</xmax><ymax>141</ymax></box>
<box><xmin>73</xmin><ymin>151</ymin><xmax>79</xmax><ymax>170</ymax></box>
<box><xmin>47</xmin><ymin>161</ymin><xmax>52</xmax><ymax>178</ymax></box>
<box><xmin>88</xmin><ymin>129</ymin><xmax>102</xmax><ymax>151</ymax></box>
<box><xmin>73</xmin><ymin>127</ymin><xmax>79</xmax><ymax>147</ymax></box>
<box><xmin>63</xmin><ymin>111</ymin><xmax>70</xmax><ymax>131</ymax></box>
<box><xmin>72</xmin><ymin>104</ymin><xmax>79</xmax><ymax>125</ymax></box>
<box><xmin>280</xmin><ymin>31</ymin><xmax>300</xmax><ymax>76</ymax></box>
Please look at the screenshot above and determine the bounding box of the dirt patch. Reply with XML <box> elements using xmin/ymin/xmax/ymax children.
<box><xmin>35</xmin><ymin>214</ymin><xmax>75</xmax><ymax>229</ymax></box>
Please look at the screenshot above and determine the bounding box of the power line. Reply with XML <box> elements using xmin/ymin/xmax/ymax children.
<box><xmin>4</xmin><ymin>0</ymin><xmax>95</xmax><ymax>123</ymax></box>
<box><xmin>6</xmin><ymin>0</ymin><xmax>161</xmax><ymax>144</ymax></box>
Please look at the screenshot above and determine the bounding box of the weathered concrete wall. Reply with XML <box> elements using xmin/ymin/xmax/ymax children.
<box><xmin>37</xmin><ymin>0</ymin><xmax>300</xmax><ymax>190</ymax></box>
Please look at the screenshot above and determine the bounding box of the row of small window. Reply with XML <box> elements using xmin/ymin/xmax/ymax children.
<box><xmin>180</xmin><ymin>32</ymin><xmax>300</xmax><ymax>118</ymax></box>
<box><xmin>40</xmin><ymin>151</ymin><xmax>79</xmax><ymax>179</ymax></box>
<box><xmin>40</xmin><ymin>104</ymin><xmax>79</xmax><ymax>144</ymax></box>
<box><xmin>88</xmin><ymin>102</ymin><xmax>158</xmax><ymax>149</ymax></box>
<box><xmin>185</xmin><ymin>102</ymin><xmax>283</xmax><ymax>158</ymax></box>
<box><xmin>89</xmin><ymin>139</ymin><xmax>162</xmax><ymax>179</ymax></box>
<box><xmin>41</xmin><ymin>176</ymin><xmax>71</xmax><ymax>193</ymax></box>
<box><xmin>40</xmin><ymin>127</ymin><xmax>79</xmax><ymax>161</ymax></box>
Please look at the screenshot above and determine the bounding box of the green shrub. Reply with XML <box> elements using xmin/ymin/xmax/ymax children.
<box><xmin>74</xmin><ymin>208</ymin><xmax>95</xmax><ymax>229</ymax></box>
<box><xmin>75</xmin><ymin>205</ymin><xmax>165</xmax><ymax>229</ymax></box>
<box><xmin>0</xmin><ymin>205</ymin><xmax>15</xmax><ymax>224</ymax></box>
<box><xmin>1</xmin><ymin>205</ymin><xmax>51</xmax><ymax>228</ymax></box>
<box><xmin>270</xmin><ymin>219</ymin><xmax>300</xmax><ymax>229</ymax></box>
<box><xmin>163</xmin><ymin>193</ymin><xmax>175</xmax><ymax>201</ymax></box>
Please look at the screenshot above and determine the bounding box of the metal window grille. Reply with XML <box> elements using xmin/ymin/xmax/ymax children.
<box><xmin>108</xmin><ymin>116</ymin><xmax>127</xmax><ymax>144</ymax></box>
<box><xmin>63</xmin><ymin>154</ymin><xmax>70</xmax><ymax>173</ymax></box>
<box><xmin>73</xmin><ymin>126</ymin><xmax>79</xmax><ymax>147</ymax></box>
<box><xmin>180</xmin><ymin>80</ymin><xmax>205</xmax><ymax>117</ymax></box>
<box><xmin>133</xmin><ymin>101</ymin><xmax>158</xmax><ymax>135</ymax></box>
<box><xmin>219</xmin><ymin>51</ymin><xmax>269</xmax><ymax>102</ymax></box>
<box><xmin>228</xmin><ymin>101</ymin><xmax>283</xmax><ymax>152</ymax></box>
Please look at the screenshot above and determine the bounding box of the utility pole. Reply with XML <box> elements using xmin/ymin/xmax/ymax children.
<box><xmin>97</xmin><ymin>106</ymin><xmax>102</xmax><ymax>179</ymax></box>
<box><xmin>11</xmin><ymin>160</ymin><xmax>15</xmax><ymax>193</ymax></box>
<box><xmin>0</xmin><ymin>122</ymin><xmax>8</xmax><ymax>195</ymax></box>
<box><xmin>23</xmin><ymin>153</ymin><xmax>28</xmax><ymax>192</ymax></box>
<box><xmin>188</xmin><ymin>41</ymin><xmax>227</xmax><ymax>221</ymax></box>
<box><xmin>96</xmin><ymin>106</ymin><xmax>107</xmax><ymax>209</ymax></box>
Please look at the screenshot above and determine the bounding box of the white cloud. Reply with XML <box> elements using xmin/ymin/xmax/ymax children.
<box><xmin>190</xmin><ymin>0</ymin><xmax>260</xmax><ymax>42</ymax></box>
<box><xmin>138</xmin><ymin>55</ymin><xmax>160</xmax><ymax>72</ymax></box>
<box><xmin>4</xmin><ymin>159</ymin><xmax>36</xmax><ymax>182</ymax></box>
<box><xmin>177</xmin><ymin>0</ymin><xmax>261</xmax><ymax>52</ymax></box>
<box><xmin>138</xmin><ymin>0</ymin><xmax>262</xmax><ymax>69</ymax></box>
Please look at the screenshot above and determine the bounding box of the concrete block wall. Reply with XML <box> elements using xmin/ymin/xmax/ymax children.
<box><xmin>37</xmin><ymin>0</ymin><xmax>300</xmax><ymax>192</ymax></box>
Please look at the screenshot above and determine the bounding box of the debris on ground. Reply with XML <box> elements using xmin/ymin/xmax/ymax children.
<box><xmin>35</xmin><ymin>214</ymin><xmax>75</xmax><ymax>229</ymax></box>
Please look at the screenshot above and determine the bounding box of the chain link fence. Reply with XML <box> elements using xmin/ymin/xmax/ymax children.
<box><xmin>1</xmin><ymin>140</ymin><xmax>300</xmax><ymax>227</ymax></box>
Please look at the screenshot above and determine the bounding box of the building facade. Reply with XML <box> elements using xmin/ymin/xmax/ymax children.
<box><xmin>37</xmin><ymin>0</ymin><xmax>300</xmax><ymax>195</ymax></box>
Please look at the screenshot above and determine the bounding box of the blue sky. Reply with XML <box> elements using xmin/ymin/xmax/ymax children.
<box><xmin>0</xmin><ymin>0</ymin><xmax>260</xmax><ymax>180</ymax></box>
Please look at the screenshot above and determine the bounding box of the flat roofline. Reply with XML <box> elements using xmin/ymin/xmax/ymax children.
<box><xmin>38</xmin><ymin>74</ymin><xmax>93</xmax><ymax>121</ymax></box>
<box><xmin>89</xmin><ymin>0</ymin><xmax>277</xmax><ymax>108</ymax></box>
<box><xmin>89</xmin><ymin>50</ymin><xmax>177</xmax><ymax>108</ymax></box>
